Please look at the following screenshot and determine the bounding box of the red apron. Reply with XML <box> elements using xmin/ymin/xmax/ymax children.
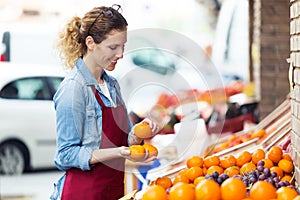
<box><xmin>61</xmin><ymin>88</ymin><xmax>129</xmax><ymax>200</ymax></box>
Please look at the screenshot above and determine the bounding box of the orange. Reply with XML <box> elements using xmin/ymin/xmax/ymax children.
<box><xmin>221</xmin><ymin>177</ymin><xmax>247</xmax><ymax>200</ymax></box>
<box><xmin>202</xmin><ymin>166</ymin><xmax>207</xmax><ymax>175</ymax></box>
<box><xmin>128</xmin><ymin>145</ymin><xmax>146</xmax><ymax>160</ymax></box>
<box><xmin>278</xmin><ymin>159</ymin><xmax>294</xmax><ymax>173</ymax></box>
<box><xmin>236</xmin><ymin>151</ymin><xmax>252</xmax><ymax>167</ymax></box>
<box><xmin>282</xmin><ymin>154</ymin><xmax>292</xmax><ymax>161</ymax></box>
<box><xmin>195</xmin><ymin>179</ymin><xmax>221</xmax><ymax>200</ymax></box>
<box><xmin>134</xmin><ymin>123</ymin><xmax>152</xmax><ymax>138</ymax></box>
<box><xmin>169</xmin><ymin>182</ymin><xmax>195</xmax><ymax>200</ymax></box>
<box><xmin>186</xmin><ymin>166</ymin><xmax>203</xmax><ymax>182</ymax></box>
<box><xmin>277</xmin><ymin>186</ymin><xmax>298</xmax><ymax>200</ymax></box>
<box><xmin>293</xmin><ymin>195</ymin><xmax>300</xmax><ymax>200</ymax></box>
<box><xmin>178</xmin><ymin>168</ymin><xmax>189</xmax><ymax>176</ymax></box>
<box><xmin>193</xmin><ymin>176</ymin><xmax>205</xmax><ymax>185</ymax></box>
<box><xmin>251</xmin><ymin>148</ymin><xmax>265</xmax><ymax>165</ymax></box>
<box><xmin>281</xmin><ymin>175</ymin><xmax>294</xmax><ymax>184</ymax></box>
<box><xmin>142</xmin><ymin>185</ymin><xmax>168</xmax><ymax>200</ymax></box>
<box><xmin>206</xmin><ymin>165</ymin><xmax>224</xmax><ymax>175</ymax></box>
<box><xmin>149</xmin><ymin>180</ymin><xmax>156</xmax><ymax>186</ymax></box>
<box><xmin>268</xmin><ymin>146</ymin><xmax>283</xmax><ymax>163</ymax></box>
<box><xmin>240</xmin><ymin>163</ymin><xmax>257</xmax><ymax>174</ymax></box>
<box><xmin>143</xmin><ymin>143</ymin><xmax>158</xmax><ymax>157</ymax></box>
<box><xmin>203</xmin><ymin>155</ymin><xmax>220</xmax><ymax>168</ymax></box>
<box><xmin>220</xmin><ymin>155</ymin><xmax>237</xmax><ymax>168</ymax></box>
<box><xmin>173</xmin><ymin>174</ymin><xmax>190</xmax><ymax>185</ymax></box>
<box><xmin>224</xmin><ymin>166</ymin><xmax>240</xmax><ymax>177</ymax></box>
<box><xmin>262</xmin><ymin>158</ymin><xmax>274</xmax><ymax>168</ymax></box>
<box><xmin>155</xmin><ymin>176</ymin><xmax>172</xmax><ymax>189</ymax></box>
<box><xmin>270</xmin><ymin>166</ymin><xmax>284</xmax><ymax>178</ymax></box>
<box><xmin>186</xmin><ymin>156</ymin><xmax>204</xmax><ymax>168</ymax></box>
<box><xmin>249</xmin><ymin>181</ymin><xmax>277</xmax><ymax>200</ymax></box>
<box><xmin>250</xmin><ymin>129</ymin><xmax>266</xmax><ymax>139</ymax></box>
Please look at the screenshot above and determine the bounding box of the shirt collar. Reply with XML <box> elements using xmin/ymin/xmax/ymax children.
<box><xmin>75</xmin><ymin>57</ymin><xmax>118</xmax><ymax>87</ymax></box>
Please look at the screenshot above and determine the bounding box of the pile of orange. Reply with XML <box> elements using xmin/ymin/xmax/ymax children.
<box><xmin>141</xmin><ymin>145</ymin><xmax>299</xmax><ymax>200</ymax></box>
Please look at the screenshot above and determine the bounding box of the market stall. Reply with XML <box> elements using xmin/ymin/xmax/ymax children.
<box><xmin>123</xmin><ymin>97</ymin><xmax>297</xmax><ymax>199</ymax></box>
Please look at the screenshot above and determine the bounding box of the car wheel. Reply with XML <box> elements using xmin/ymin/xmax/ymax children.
<box><xmin>0</xmin><ymin>142</ymin><xmax>27</xmax><ymax>175</ymax></box>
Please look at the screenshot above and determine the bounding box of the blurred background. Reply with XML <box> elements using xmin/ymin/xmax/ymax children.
<box><xmin>0</xmin><ymin>0</ymin><xmax>258</xmax><ymax>199</ymax></box>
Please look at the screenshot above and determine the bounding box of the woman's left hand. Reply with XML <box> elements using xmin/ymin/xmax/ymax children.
<box><xmin>119</xmin><ymin>146</ymin><xmax>157</xmax><ymax>163</ymax></box>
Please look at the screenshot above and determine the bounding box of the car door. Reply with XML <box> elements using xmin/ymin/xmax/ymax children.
<box><xmin>0</xmin><ymin>76</ymin><xmax>62</xmax><ymax>168</ymax></box>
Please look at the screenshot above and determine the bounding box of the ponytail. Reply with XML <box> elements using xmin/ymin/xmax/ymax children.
<box><xmin>56</xmin><ymin>16</ymin><xmax>83</xmax><ymax>69</ymax></box>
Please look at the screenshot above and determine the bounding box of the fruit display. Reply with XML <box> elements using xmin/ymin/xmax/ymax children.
<box><xmin>203</xmin><ymin>98</ymin><xmax>291</xmax><ymax>157</ymax></box>
<box><xmin>207</xmin><ymin>129</ymin><xmax>266</xmax><ymax>154</ymax></box>
<box><xmin>121</xmin><ymin>98</ymin><xmax>297</xmax><ymax>200</ymax></box>
<box><xmin>155</xmin><ymin>81</ymin><xmax>245</xmax><ymax>109</ymax></box>
<box><xmin>137</xmin><ymin>146</ymin><xmax>299</xmax><ymax>200</ymax></box>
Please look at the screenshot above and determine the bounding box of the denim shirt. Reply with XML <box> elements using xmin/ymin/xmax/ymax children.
<box><xmin>50</xmin><ymin>58</ymin><xmax>132</xmax><ymax>199</ymax></box>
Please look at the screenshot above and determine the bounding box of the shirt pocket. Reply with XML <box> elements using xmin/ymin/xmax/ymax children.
<box><xmin>86</xmin><ymin>107</ymin><xmax>98</xmax><ymax>121</ymax></box>
<box><xmin>85</xmin><ymin>106</ymin><xmax>101</xmax><ymax>138</ymax></box>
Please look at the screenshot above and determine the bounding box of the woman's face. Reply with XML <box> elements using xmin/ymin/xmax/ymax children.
<box><xmin>93</xmin><ymin>29</ymin><xmax>127</xmax><ymax>71</ymax></box>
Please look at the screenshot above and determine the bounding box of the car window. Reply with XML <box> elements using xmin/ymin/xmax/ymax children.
<box><xmin>48</xmin><ymin>76</ymin><xmax>63</xmax><ymax>93</ymax></box>
<box><xmin>0</xmin><ymin>77</ymin><xmax>51</xmax><ymax>100</ymax></box>
<box><xmin>131</xmin><ymin>48</ymin><xmax>176</xmax><ymax>75</ymax></box>
<box><xmin>0</xmin><ymin>82</ymin><xmax>18</xmax><ymax>99</ymax></box>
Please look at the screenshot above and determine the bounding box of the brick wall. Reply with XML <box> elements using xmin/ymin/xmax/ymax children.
<box><xmin>290</xmin><ymin>0</ymin><xmax>300</xmax><ymax>184</ymax></box>
<box><xmin>252</xmin><ymin>0</ymin><xmax>290</xmax><ymax>119</ymax></box>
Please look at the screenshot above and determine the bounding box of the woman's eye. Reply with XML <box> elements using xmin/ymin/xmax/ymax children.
<box><xmin>109</xmin><ymin>46</ymin><xmax>117</xmax><ymax>50</ymax></box>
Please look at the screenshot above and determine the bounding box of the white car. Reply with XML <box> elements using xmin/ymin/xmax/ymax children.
<box><xmin>0</xmin><ymin>63</ymin><xmax>65</xmax><ymax>175</ymax></box>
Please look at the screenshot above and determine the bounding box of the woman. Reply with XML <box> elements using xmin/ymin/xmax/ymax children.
<box><xmin>50</xmin><ymin>5</ymin><xmax>159</xmax><ymax>200</ymax></box>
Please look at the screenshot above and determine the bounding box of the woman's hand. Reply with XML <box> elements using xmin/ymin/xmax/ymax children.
<box><xmin>140</xmin><ymin>117</ymin><xmax>161</xmax><ymax>137</ymax></box>
<box><xmin>128</xmin><ymin>117</ymin><xmax>161</xmax><ymax>146</ymax></box>
<box><xmin>119</xmin><ymin>146</ymin><xmax>157</xmax><ymax>163</ymax></box>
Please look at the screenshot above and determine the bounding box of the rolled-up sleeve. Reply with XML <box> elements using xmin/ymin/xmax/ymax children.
<box><xmin>53</xmin><ymin>79</ymin><xmax>92</xmax><ymax>171</ymax></box>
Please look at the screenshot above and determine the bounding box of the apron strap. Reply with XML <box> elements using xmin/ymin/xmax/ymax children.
<box><xmin>91</xmin><ymin>85</ymin><xmax>105</xmax><ymax>107</ymax></box>
<box><xmin>91</xmin><ymin>85</ymin><xmax>121</xmax><ymax>107</ymax></box>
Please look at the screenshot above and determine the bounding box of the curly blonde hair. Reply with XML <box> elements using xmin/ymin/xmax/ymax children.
<box><xmin>56</xmin><ymin>5</ymin><xmax>128</xmax><ymax>70</ymax></box>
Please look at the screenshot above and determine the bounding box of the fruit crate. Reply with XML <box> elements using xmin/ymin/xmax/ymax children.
<box><xmin>214</xmin><ymin>138</ymin><xmax>259</xmax><ymax>157</ymax></box>
<box><xmin>210</xmin><ymin>111</ymin><xmax>291</xmax><ymax>159</ymax></box>
<box><xmin>260</xmin><ymin>112</ymin><xmax>291</xmax><ymax>151</ymax></box>
<box><xmin>137</xmin><ymin>99</ymin><xmax>292</xmax><ymax>190</ymax></box>
<box><xmin>203</xmin><ymin>99</ymin><xmax>291</xmax><ymax>156</ymax></box>
<box><xmin>254</xmin><ymin>99</ymin><xmax>290</xmax><ymax>131</ymax></box>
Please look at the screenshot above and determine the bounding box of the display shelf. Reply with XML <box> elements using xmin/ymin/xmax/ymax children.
<box><xmin>214</xmin><ymin>138</ymin><xmax>259</xmax><ymax>157</ymax></box>
<box><xmin>262</xmin><ymin>120</ymin><xmax>291</xmax><ymax>151</ymax></box>
<box><xmin>203</xmin><ymin>99</ymin><xmax>291</xmax><ymax>156</ymax></box>
<box><xmin>129</xmin><ymin>99</ymin><xmax>293</xmax><ymax>195</ymax></box>
<box><xmin>254</xmin><ymin>99</ymin><xmax>290</xmax><ymax>131</ymax></box>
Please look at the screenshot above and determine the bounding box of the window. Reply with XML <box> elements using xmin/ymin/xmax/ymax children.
<box><xmin>47</xmin><ymin>77</ymin><xmax>63</xmax><ymax>93</ymax></box>
<box><xmin>0</xmin><ymin>77</ymin><xmax>52</xmax><ymax>100</ymax></box>
<box><xmin>131</xmin><ymin>48</ymin><xmax>176</xmax><ymax>75</ymax></box>
<box><xmin>0</xmin><ymin>82</ymin><xmax>18</xmax><ymax>99</ymax></box>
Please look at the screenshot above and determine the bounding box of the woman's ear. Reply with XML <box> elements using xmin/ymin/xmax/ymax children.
<box><xmin>85</xmin><ymin>36</ymin><xmax>95</xmax><ymax>50</ymax></box>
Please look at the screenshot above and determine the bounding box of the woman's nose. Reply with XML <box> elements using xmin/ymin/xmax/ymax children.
<box><xmin>116</xmin><ymin>46</ymin><xmax>125</xmax><ymax>59</ymax></box>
